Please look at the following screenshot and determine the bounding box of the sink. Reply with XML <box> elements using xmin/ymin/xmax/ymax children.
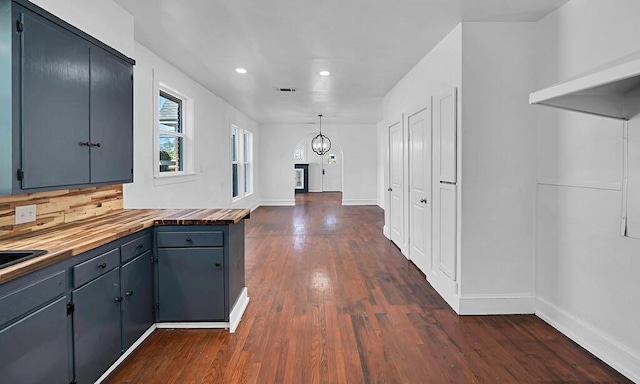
<box><xmin>0</xmin><ymin>250</ymin><xmax>48</xmax><ymax>268</ymax></box>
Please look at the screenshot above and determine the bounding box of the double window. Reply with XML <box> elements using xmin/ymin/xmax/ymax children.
<box><xmin>232</xmin><ymin>126</ymin><xmax>253</xmax><ymax>199</ymax></box>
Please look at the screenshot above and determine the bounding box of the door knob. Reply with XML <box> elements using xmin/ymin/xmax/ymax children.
<box><xmin>387</xmin><ymin>187</ymin><xmax>392</xmax><ymax>192</ymax></box>
<box><xmin>114</xmin><ymin>297</ymin><xmax>123</xmax><ymax>303</ymax></box>
<box><xmin>125</xmin><ymin>291</ymin><xmax>134</xmax><ymax>297</ymax></box>
<box><xmin>420</xmin><ymin>198</ymin><xmax>428</xmax><ymax>204</ymax></box>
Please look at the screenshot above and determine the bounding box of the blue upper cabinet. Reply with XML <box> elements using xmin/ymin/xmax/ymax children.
<box><xmin>0</xmin><ymin>0</ymin><xmax>134</xmax><ymax>194</ymax></box>
<box><xmin>19</xmin><ymin>9</ymin><xmax>91</xmax><ymax>189</ymax></box>
<box><xmin>89</xmin><ymin>47</ymin><xmax>134</xmax><ymax>184</ymax></box>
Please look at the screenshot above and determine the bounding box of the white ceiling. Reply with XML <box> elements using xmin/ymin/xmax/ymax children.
<box><xmin>114</xmin><ymin>0</ymin><xmax>568</xmax><ymax>124</ymax></box>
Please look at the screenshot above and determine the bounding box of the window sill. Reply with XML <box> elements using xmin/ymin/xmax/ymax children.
<box><xmin>153</xmin><ymin>172</ymin><xmax>197</xmax><ymax>186</ymax></box>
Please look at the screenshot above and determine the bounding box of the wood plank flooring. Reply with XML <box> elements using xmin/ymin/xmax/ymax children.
<box><xmin>105</xmin><ymin>192</ymin><xmax>631</xmax><ymax>383</ymax></box>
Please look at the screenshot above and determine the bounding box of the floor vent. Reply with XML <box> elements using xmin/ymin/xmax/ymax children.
<box><xmin>275</xmin><ymin>87</ymin><xmax>296</xmax><ymax>92</ymax></box>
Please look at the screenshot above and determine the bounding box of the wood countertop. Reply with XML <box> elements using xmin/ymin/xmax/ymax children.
<box><xmin>0</xmin><ymin>208</ymin><xmax>250</xmax><ymax>284</ymax></box>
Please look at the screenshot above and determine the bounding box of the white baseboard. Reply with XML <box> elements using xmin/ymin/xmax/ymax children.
<box><xmin>342</xmin><ymin>199</ymin><xmax>378</xmax><ymax>206</ymax></box>
<box><xmin>95</xmin><ymin>324</ymin><xmax>157</xmax><ymax>384</ymax></box>
<box><xmin>229</xmin><ymin>287</ymin><xmax>250</xmax><ymax>333</ymax></box>
<box><xmin>458</xmin><ymin>293</ymin><xmax>535</xmax><ymax>315</ymax></box>
<box><xmin>536</xmin><ymin>297</ymin><xmax>640</xmax><ymax>383</ymax></box>
<box><xmin>156</xmin><ymin>322</ymin><xmax>231</xmax><ymax>329</ymax></box>
<box><xmin>383</xmin><ymin>225</ymin><xmax>390</xmax><ymax>239</ymax></box>
<box><xmin>260</xmin><ymin>199</ymin><xmax>295</xmax><ymax>206</ymax></box>
<box><xmin>249</xmin><ymin>202</ymin><xmax>260</xmax><ymax>212</ymax></box>
<box><xmin>309</xmin><ymin>189</ymin><xmax>322</xmax><ymax>193</ymax></box>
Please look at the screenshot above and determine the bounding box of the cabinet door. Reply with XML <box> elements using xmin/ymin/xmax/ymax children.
<box><xmin>0</xmin><ymin>297</ymin><xmax>70</xmax><ymax>384</ymax></box>
<box><xmin>73</xmin><ymin>268</ymin><xmax>121</xmax><ymax>384</ymax></box>
<box><xmin>89</xmin><ymin>48</ymin><xmax>133</xmax><ymax>183</ymax></box>
<box><xmin>121</xmin><ymin>251</ymin><xmax>153</xmax><ymax>350</ymax></box>
<box><xmin>158</xmin><ymin>248</ymin><xmax>225</xmax><ymax>321</ymax></box>
<box><xmin>19</xmin><ymin>8</ymin><xmax>90</xmax><ymax>189</ymax></box>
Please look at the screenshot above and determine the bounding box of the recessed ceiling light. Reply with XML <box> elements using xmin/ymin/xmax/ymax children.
<box><xmin>235</xmin><ymin>68</ymin><xmax>248</xmax><ymax>74</ymax></box>
<box><xmin>319</xmin><ymin>70</ymin><xmax>331</xmax><ymax>76</ymax></box>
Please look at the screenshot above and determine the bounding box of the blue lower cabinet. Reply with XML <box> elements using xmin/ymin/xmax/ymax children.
<box><xmin>72</xmin><ymin>268</ymin><xmax>121</xmax><ymax>384</ymax></box>
<box><xmin>0</xmin><ymin>297</ymin><xmax>70</xmax><ymax>384</ymax></box>
<box><xmin>158</xmin><ymin>248</ymin><xmax>225</xmax><ymax>321</ymax></box>
<box><xmin>121</xmin><ymin>251</ymin><xmax>154</xmax><ymax>350</ymax></box>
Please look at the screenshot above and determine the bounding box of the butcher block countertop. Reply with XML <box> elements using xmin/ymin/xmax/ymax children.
<box><xmin>0</xmin><ymin>208</ymin><xmax>250</xmax><ymax>284</ymax></box>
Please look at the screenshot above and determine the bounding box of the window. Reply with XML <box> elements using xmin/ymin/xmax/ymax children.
<box><xmin>243</xmin><ymin>131</ymin><xmax>253</xmax><ymax>194</ymax></box>
<box><xmin>232</xmin><ymin>127</ymin><xmax>239</xmax><ymax>198</ymax></box>
<box><xmin>158</xmin><ymin>91</ymin><xmax>183</xmax><ymax>173</ymax></box>
<box><xmin>294</xmin><ymin>146</ymin><xmax>305</xmax><ymax>162</ymax></box>
<box><xmin>232</xmin><ymin>125</ymin><xmax>253</xmax><ymax>199</ymax></box>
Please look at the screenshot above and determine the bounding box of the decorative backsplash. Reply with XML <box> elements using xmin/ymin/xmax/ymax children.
<box><xmin>0</xmin><ymin>185</ymin><xmax>123</xmax><ymax>239</ymax></box>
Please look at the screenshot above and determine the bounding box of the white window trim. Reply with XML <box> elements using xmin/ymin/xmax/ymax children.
<box><xmin>232</xmin><ymin>125</ymin><xmax>253</xmax><ymax>201</ymax></box>
<box><xmin>244</xmin><ymin>130</ymin><xmax>253</xmax><ymax>197</ymax></box>
<box><xmin>153</xmin><ymin>79</ymin><xmax>195</xmax><ymax>180</ymax></box>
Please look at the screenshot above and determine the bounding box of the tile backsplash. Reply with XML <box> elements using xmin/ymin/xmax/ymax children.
<box><xmin>0</xmin><ymin>185</ymin><xmax>123</xmax><ymax>239</ymax></box>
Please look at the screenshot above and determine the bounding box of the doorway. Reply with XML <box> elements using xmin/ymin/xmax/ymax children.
<box><xmin>320</xmin><ymin>150</ymin><xmax>342</xmax><ymax>192</ymax></box>
<box><xmin>292</xmin><ymin>136</ymin><xmax>344</xmax><ymax>202</ymax></box>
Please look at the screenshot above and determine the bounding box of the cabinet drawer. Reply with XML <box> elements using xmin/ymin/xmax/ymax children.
<box><xmin>0</xmin><ymin>270</ymin><xmax>65</xmax><ymax>327</ymax></box>
<box><xmin>73</xmin><ymin>248</ymin><xmax>119</xmax><ymax>288</ymax></box>
<box><xmin>121</xmin><ymin>233</ymin><xmax>152</xmax><ymax>263</ymax></box>
<box><xmin>156</xmin><ymin>231</ymin><xmax>223</xmax><ymax>248</ymax></box>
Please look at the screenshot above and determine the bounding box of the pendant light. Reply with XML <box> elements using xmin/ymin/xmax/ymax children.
<box><xmin>311</xmin><ymin>114</ymin><xmax>331</xmax><ymax>155</ymax></box>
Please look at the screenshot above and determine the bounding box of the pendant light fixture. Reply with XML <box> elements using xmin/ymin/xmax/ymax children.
<box><xmin>311</xmin><ymin>114</ymin><xmax>331</xmax><ymax>155</ymax></box>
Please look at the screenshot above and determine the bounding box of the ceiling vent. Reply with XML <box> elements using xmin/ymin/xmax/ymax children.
<box><xmin>275</xmin><ymin>87</ymin><xmax>296</xmax><ymax>92</ymax></box>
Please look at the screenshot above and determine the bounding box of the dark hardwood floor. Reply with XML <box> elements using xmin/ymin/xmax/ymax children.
<box><xmin>105</xmin><ymin>192</ymin><xmax>630</xmax><ymax>383</ymax></box>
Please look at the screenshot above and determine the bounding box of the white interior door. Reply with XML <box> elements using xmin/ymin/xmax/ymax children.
<box><xmin>434</xmin><ymin>88</ymin><xmax>458</xmax><ymax>281</ymax></box>
<box><xmin>389</xmin><ymin>122</ymin><xmax>403</xmax><ymax>247</ymax></box>
<box><xmin>408</xmin><ymin>107</ymin><xmax>432</xmax><ymax>274</ymax></box>
<box><xmin>322</xmin><ymin>151</ymin><xmax>342</xmax><ymax>191</ymax></box>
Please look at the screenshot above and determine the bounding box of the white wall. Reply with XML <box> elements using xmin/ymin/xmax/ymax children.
<box><xmin>377</xmin><ymin>120</ymin><xmax>385</xmax><ymax>209</ymax></box>
<box><xmin>260</xmin><ymin>123</ymin><xmax>377</xmax><ymax>206</ymax></box>
<box><xmin>382</xmin><ymin>22</ymin><xmax>537</xmax><ymax>314</ymax></box>
<box><xmin>459</xmin><ymin>23</ymin><xmax>537</xmax><ymax>310</ymax></box>
<box><xmin>123</xmin><ymin>42</ymin><xmax>260</xmax><ymax>211</ymax></box>
<box><xmin>534</xmin><ymin>1</ymin><xmax>640</xmax><ymax>381</ymax></box>
<box><xmin>382</xmin><ymin>25</ymin><xmax>462</xmax><ymax>308</ymax></box>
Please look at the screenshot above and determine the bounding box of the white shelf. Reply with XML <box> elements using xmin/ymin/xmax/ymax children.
<box><xmin>530</xmin><ymin>50</ymin><xmax>640</xmax><ymax>120</ymax></box>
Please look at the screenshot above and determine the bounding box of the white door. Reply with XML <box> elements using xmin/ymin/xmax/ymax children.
<box><xmin>389</xmin><ymin>122</ymin><xmax>403</xmax><ymax>247</ymax></box>
<box><xmin>322</xmin><ymin>151</ymin><xmax>342</xmax><ymax>191</ymax></box>
<box><xmin>408</xmin><ymin>107</ymin><xmax>432</xmax><ymax>274</ymax></box>
<box><xmin>434</xmin><ymin>88</ymin><xmax>458</xmax><ymax>281</ymax></box>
